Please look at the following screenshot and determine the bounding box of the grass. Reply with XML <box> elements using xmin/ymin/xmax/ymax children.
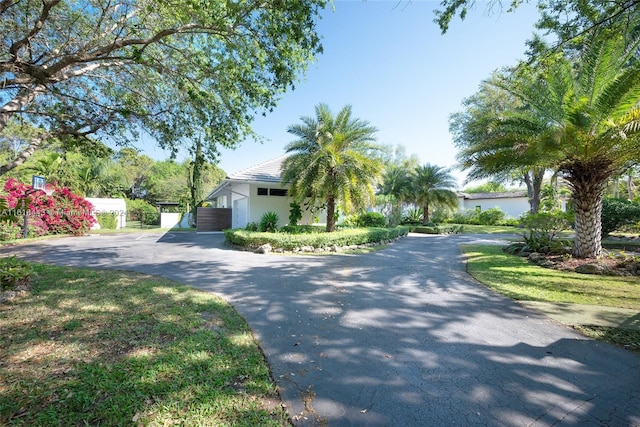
<box><xmin>451</xmin><ymin>224</ymin><xmax>523</xmax><ymax>234</ymax></box>
<box><xmin>0</xmin><ymin>265</ymin><xmax>288</xmax><ymax>426</ymax></box>
<box><xmin>461</xmin><ymin>244</ymin><xmax>640</xmax><ymax>354</ymax></box>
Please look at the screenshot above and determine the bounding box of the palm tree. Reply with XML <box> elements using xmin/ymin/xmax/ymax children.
<box><xmin>411</xmin><ymin>164</ymin><xmax>458</xmax><ymax>225</ymax></box>
<box><xmin>281</xmin><ymin>103</ymin><xmax>383</xmax><ymax>232</ymax></box>
<box><xmin>378</xmin><ymin>165</ymin><xmax>413</xmax><ymax>226</ymax></box>
<box><xmin>470</xmin><ymin>31</ymin><xmax>640</xmax><ymax>258</ymax></box>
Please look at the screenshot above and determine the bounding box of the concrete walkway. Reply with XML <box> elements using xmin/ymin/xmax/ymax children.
<box><xmin>2</xmin><ymin>232</ymin><xmax>640</xmax><ymax>426</ymax></box>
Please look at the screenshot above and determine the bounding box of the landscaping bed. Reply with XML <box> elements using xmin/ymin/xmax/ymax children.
<box><xmin>224</xmin><ymin>226</ymin><xmax>410</xmax><ymax>252</ymax></box>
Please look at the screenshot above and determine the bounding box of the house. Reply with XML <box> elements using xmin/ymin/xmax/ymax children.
<box><xmin>457</xmin><ymin>191</ymin><xmax>530</xmax><ymax>218</ymax></box>
<box><xmin>205</xmin><ymin>156</ymin><xmax>326</xmax><ymax>229</ymax></box>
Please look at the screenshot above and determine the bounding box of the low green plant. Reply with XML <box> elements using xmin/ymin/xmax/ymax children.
<box><xmin>279</xmin><ymin>224</ymin><xmax>322</xmax><ymax>234</ymax></box>
<box><xmin>96</xmin><ymin>212</ymin><xmax>118</xmax><ymax>229</ymax></box>
<box><xmin>259</xmin><ymin>211</ymin><xmax>279</xmax><ymax>233</ymax></box>
<box><xmin>601</xmin><ymin>198</ymin><xmax>640</xmax><ymax>236</ymax></box>
<box><xmin>448</xmin><ymin>210</ymin><xmax>481</xmax><ymax>225</ymax></box>
<box><xmin>356</xmin><ymin>212</ymin><xmax>386</xmax><ymax>227</ymax></box>
<box><xmin>0</xmin><ymin>256</ymin><xmax>32</xmax><ymax>290</ymax></box>
<box><xmin>506</xmin><ymin>211</ymin><xmax>572</xmax><ymax>255</ymax></box>
<box><xmin>245</xmin><ymin>221</ymin><xmax>259</xmax><ymax>231</ymax></box>
<box><xmin>126</xmin><ymin>199</ymin><xmax>159</xmax><ymax>225</ymax></box>
<box><xmin>478</xmin><ymin>208</ymin><xmax>505</xmax><ymax>225</ymax></box>
<box><xmin>403</xmin><ymin>207</ymin><xmax>423</xmax><ymax>224</ymax></box>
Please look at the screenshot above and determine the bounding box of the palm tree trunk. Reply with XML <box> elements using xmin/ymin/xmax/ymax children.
<box><xmin>422</xmin><ymin>203</ymin><xmax>429</xmax><ymax>225</ymax></box>
<box><xmin>571</xmin><ymin>178</ymin><xmax>605</xmax><ymax>258</ymax></box>
<box><xmin>326</xmin><ymin>196</ymin><xmax>336</xmax><ymax>232</ymax></box>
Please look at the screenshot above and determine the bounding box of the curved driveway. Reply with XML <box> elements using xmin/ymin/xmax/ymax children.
<box><xmin>3</xmin><ymin>232</ymin><xmax>640</xmax><ymax>426</ymax></box>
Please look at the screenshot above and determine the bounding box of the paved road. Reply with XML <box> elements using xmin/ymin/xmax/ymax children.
<box><xmin>3</xmin><ymin>232</ymin><xmax>640</xmax><ymax>426</ymax></box>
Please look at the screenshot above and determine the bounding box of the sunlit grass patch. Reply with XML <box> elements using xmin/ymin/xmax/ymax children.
<box><xmin>0</xmin><ymin>264</ymin><xmax>288</xmax><ymax>426</ymax></box>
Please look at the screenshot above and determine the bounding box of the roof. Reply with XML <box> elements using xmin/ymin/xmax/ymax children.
<box><xmin>458</xmin><ymin>191</ymin><xmax>528</xmax><ymax>200</ymax></box>
<box><xmin>226</xmin><ymin>155</ymin><xmax>287</xmax><ymax>183</ymax></box>
<box><xmin>205</xmin><ymin>155</ymin><xmax>288</xmax><ymax>200</ymax></box>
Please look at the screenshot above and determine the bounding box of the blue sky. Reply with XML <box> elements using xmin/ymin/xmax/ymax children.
<box><xmin>144</xmin><ymin>0</ymin><xmax>541</xmax><ymax>188</ymax></box>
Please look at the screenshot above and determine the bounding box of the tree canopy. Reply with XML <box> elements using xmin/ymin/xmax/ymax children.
<box><xmin>434</xmin><ymin>0</ymin><xmax>640</xmax><ymax>42</ymax></box>
<box><xmin>0</xmin><ymin>0</ymin><xmax>327</xmax><ymax>174</ymax></box>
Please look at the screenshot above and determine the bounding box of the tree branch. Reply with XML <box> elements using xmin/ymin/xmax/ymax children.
<box><xmin>0</xmin><ymin>131</ymin><xmax>49</xmax><ymax>174</ymax></box>
<box><xmin>9</xmin><ymin>0</ymin><xmax>62</xmax><ymax>60</ymax></box>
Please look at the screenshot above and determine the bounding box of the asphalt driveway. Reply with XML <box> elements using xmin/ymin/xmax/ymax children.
<box><xmin>3</xmin><ymin>232</ymin><xmax>639</xmax><ymax>426</ymax></box>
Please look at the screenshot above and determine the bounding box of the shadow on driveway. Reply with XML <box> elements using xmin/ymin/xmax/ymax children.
<box><xmin>3</xmin><ymin>232</ymin><xmax>639</xmax><ymax>426</ymax></box>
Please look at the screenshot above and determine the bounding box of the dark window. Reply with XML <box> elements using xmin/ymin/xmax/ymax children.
<box><xmin>269</xmin><ymin>188</ymin><xmax>288</xmax><ymax>197</ymax></box>
<box><xmin>257</xmin><ymin>188</ymin><xmax>268</xmax><ymax>196</ymax></box>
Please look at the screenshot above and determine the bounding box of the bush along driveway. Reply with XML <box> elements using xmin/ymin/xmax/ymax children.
<box><xmin>2</xmin><ymin>232</ymin><xmax>640</xmax><ymax>426</ymax></box>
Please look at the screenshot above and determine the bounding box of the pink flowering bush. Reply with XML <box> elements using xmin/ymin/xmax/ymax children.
<box><xmin>2</xmin><ymin>178</ymin><xmax>95</xmax><ymax>239</ymax></box>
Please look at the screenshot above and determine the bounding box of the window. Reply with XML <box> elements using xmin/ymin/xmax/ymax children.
<box><xmin>257</xmin><ymin>187</ymin><xmax>268</xmax><ymax>196</ymax></box>
<box><xmin>269</xmin><ymin>188</ymin><xmax>288</xmax><ymax>197</ymax></box>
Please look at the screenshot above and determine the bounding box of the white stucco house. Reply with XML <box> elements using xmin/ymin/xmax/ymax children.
<box><xmin>457</xmin><ymin>191</ymin><xmax>530</xmax><ymax>218</ymax></box>
<box><xmin>205</xmin><ymin>156</ymin><xmax>326</xmax><ymax>229</ymax></box>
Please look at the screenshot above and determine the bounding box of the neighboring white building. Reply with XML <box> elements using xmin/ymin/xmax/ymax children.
<box><xmin>457</xmin><ymin>191</ymin><xmax>530</xmax><ymax>218</ymax></box>
<box><xmin>205</xmin><ymin>156</ymin><xmax>326</xmax><ymax>229</ymax></box>
<box><xmin>86</xmin><ymin>198</ymin><xmax>127</xmax><ymax>229</ymax></box>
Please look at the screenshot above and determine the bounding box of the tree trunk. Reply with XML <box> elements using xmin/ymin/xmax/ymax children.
<box><xmin>524</xmin><ymin>168</ymin><xmax>544</xmax><ymax>214</ymax></box>
<box><xmin>326</xmin><ymin>196</ymin><xmax>336</xmax><ymax>232</ymax></box>
<box><xmin>422</xmin><ymin>203</ymin><xmax>430</xmax><ymax>225</ymax></box>
<box><xmin>572</xmin><ymin>189</ymin><xmax>603</xmax><ymax>258</ymax></box>
<box><xmin>567</xmin><ymin>160</ymin><xmax>611</xmax><ymax>258</ymax></box>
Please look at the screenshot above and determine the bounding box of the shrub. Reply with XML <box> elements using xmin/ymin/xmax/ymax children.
<box><xmin>498</xmin><ymin>218</ymin><xmax>520</xmax><ymax>227</ymax></box>
<box><xmin>448</xmin><ymin>210</ymin><xmax>480</xmax><ymax>225</ymax></box>
<box><xmin>356</xmin><ymin>212</ymin><xmax>386</xmax><ymax>228</ymax></box>
<box><xmin>601</xmin><ymin>198</ymin><xmax>640</xmax><ymax>236</ymax></box>
<box><xmin>402</xmin><ymin>208</ymin><xmax>423</xmax><ymax>224</ymax></box>
<box><xmin>279</xmin><ymin>225</ymin><xmax>322</xmax><ymax>234</ymax></box>
<box><xmin>245</xmin><ymin>222</ymin><xmax>259</xmax><ymax>231</ymax></box>
<box><xmin>259</xmin><ymin>211</ymin><xmax>279</xmax><ymax>232</ymax></box>
<box><xmin>477</xmin><ymin>208</ymin><xmax>505</xmax><ymax>225</ymax></box>
<box><xmin>506</xmin><ymin>211</ymin><xmax>572</xmax><ymax>255</ymax></box>
<box><xmin>126</xmin><ymin>199</ymin><xmax>159</xmax><ymax>225</ymax></box>
<box><xmin>0</xmin><ymin>256</ymin><xmax>32</xmax><ymax>291</ymax></box>
<box><xmin>430</xmin><ymin>208</ymin><xmax>452</xmax><ymax>224</ymax></box>
<box><xmin>3</xmin><ymin>178</ymin><xmax>95</xmax><ymax>238</ymax></box>
<box><xmin>96</xmin><ymin>212</ymin><xmax>117</xmax><ymax>229</ymax></box>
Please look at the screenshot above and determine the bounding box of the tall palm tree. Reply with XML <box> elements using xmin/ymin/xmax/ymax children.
<box><xmin>411</xmin><ymin>164</ymin><xmax>458</xmax><ymax>225</ymax></box>
<box><xmin>281</xmin><ymin>103</ymin><xmax>383</xmax><ymax>232</ymax></box>
<box><xmin>470</xmin><ymin>31</ymin><xmax>640</xmax><ymax>258</ymax></box>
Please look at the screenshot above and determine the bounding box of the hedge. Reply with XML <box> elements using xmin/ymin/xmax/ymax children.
<box><xmin>224</xmin><ymin>226</ymin><xmax>411</xmax><ymax>251</ymax></box>
<box><xmin>412</xmin><ymin>225</ymin><xmax>464</xmax><ymax>234</ymax></box>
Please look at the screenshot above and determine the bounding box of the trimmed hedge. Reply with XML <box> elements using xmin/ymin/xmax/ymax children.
<box><xmin>412</xmin><ymin>225</ymin><xmax>464</xmax><ymax>235</ymax></box>
<box><xmin>224</xmin><ymin>226</ymin><xmax>411</xmax><ymax>251</ymax></box>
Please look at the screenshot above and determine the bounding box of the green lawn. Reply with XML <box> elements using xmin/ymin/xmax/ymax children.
<box><xmin>461</xmin><ymin>244</ymin><xmax>640</xmax><ymax>353</ymax></box>
<box><xmin>0</xmin><ymin>265</ymin><xmax>288</xmax><ymax>426</ymax></box>
<box><xmin>452</xmin><ymin>224</ymin><xmax>523</xmax><ymax>234</ymax></box>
